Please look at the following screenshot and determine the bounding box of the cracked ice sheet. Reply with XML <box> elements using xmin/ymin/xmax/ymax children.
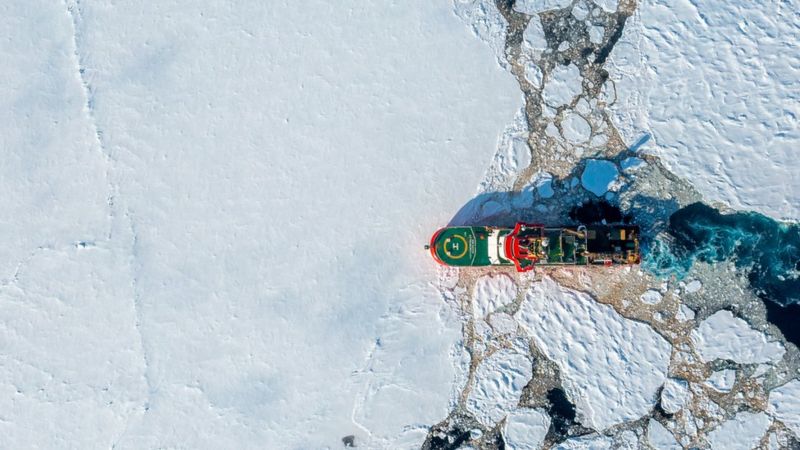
<box><xmin>607</xmin><ymin>0</ymin><xmax>800</xmax><ymax>220</ymax></box>
<box><xmin>351</xmin><ymin>284</ymin><xmax>465</xmax><ymax>447</ymax></box>
<box><xmin>467</xmin><ymin>342</ymin><xmax>533</xmax><ymax>428</ymax></box>
<box><xmin>68</xmin><ymin>1</ymin><xmax>519</xmax><ymax>448</ymax></box>
<box><xmin>516</xmin><ymin>278</ymin><xmax>671</xmax><ymax>431</ymax></box>
<box><xmin>0</xmin><ymin>245</ymin><xmax>146</xmax><ymax>448</ymax></box>
<box><xmin>0</xmin><ymin>0</ymin><xmax>110</xmax><ymax>280</ymax></box>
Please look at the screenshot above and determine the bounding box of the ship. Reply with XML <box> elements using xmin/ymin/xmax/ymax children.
<box><xmin>426</xmin><ymin>222</ymin><xmax>640</xmax><ymax>272</ymax></box>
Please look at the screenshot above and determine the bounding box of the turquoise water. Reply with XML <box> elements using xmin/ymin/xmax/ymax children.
<box><xmin>658</xmin><ymin>202</ymin><xmax>800</xmax><ymax>306</ymax></box>
<box><xmin>642</xmin><ymin>202</ymin><xmax>800</xmax><ymax>346</ymax></box>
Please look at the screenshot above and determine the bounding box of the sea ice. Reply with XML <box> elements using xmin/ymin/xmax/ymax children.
<box><xmin>514</xmin><ymin>0</ymin><xmax>573</xmax><ymax>15</ymax></box>
<box><xmin>522</xmin><ymin>16</ymin><xmax>548</xmax><ymax>56</ymax></box>
<box><xmin>572</xmin><ymin>3</ymin><xmax>589</xmax><ymax>20</ymax></box>
<box><xmin>543</xmin><ymin>63</ymin><xmax>583</xmax><ymax>107</ymax></box>
<box><xmin>525</xmin><ymin>63</ymin><xmax>544</xmax><ymax>89</ymax></box>
<box><xmin>489</xmin><ymin>312</ymin><xmax>518</xmax><ymax>335</ymax></box>
<box><xmin>706</xmin><ymin>411</ymin><xmax>771</xmax><ymax>450</ymax></box>
<box><xmin>608</xmin><ymin>0</ymin><xmax>800</xmax><ymax>220</ymax></box>
<box><xmin>466</xmin><ymin>344</ymin><xmax>533</xmax><ymax>427</ymax></box>
<box><xmin>593</xmin><ymin>0</ymin><xmax>618</xmax><ymax>13</ymax></box>
<box><xmin>588</xmin><ymin>25</ymin><xmax>604</xmax><ymax>45</ymax></box>
<box><xmin>581</xmin><ymin>159</ymin><xmax>619</xmax><ymax>197</ymax></box>
<box><xmin>0</xmin><ymin>0</ymin><xmax>110</xmax><ymax>280</ymax></box>
<box><xmin>453</xmin><ymin>0</ymin><xmax>511</xmax><ymax>68</ymax></box>
<box><xmin>480</xmin><ymin>109</ymin><xmax>531</xmax><ymax>192</ymax></box>
<box><xmin>620</xmin><ymin>157</ymin><xmax>646</xmax><ymax>172</ymax></box>
<box><xmin>660</xmin><ymin>378</ymin><xmax>690</xmax><ymax>414</ymax></box>
<box><xmin>532</xmin><ymin>172</ymin><xmax>555</xmax><ymax>198</ymax></box>
<box><xmin>768</xmin><ymin>379</ymin><xmax>800</xmax><ymax>436</ymax></box>
<box><xmin>691</xmin><ymin>310</ymin><xmax>785</xmax><ymax>364</ymax></box>
<box><xmin>503</xmin><ymin>408</ymin><xmax>550</xmax><ymax>450</ymax></box>
<box><xmin>648</xmin><ymin>419</ymin><xmax>680</xmax><ymax>450</ymax></box>
<box><xmin>705</xmin><ymin>369</ymin><xmax>736</xmax><ymax>393</ymax></box>
<box><xmin>473</xmin><ymin>274</ymin><xmax>517</xmax><ymax>319</ymax></box>
<box><xmin>516</xmin><ymin>278</ymin><xmax>671</xmax><ymax>430</ymax></box>
<box><xmin>676</xmin><ymin>304</ymin><xmax>696</xmax><ymax>322</ymax></box>
<box><xmin>4</xmin><ymin>0</ymin><xmax>521</xmax><ymax>447</ymax></box>
<box><xmin>561</xmin><ymin>112</ymin><xmax>592</xmax><ymax>143</ymax></box>
<box><xmin>685</xmin><ymin>279</ymin><xmax>702</xmax><ymax>294</ymax></box>
<box><xmin>640</xmin><ymin>289</ymin><xmax>662</xmax><ymax>305</ymax></box>
<box><xmin>555</xmin><ymin>433</ymin><xmax>613</xmax><ymax>449</ymax></box>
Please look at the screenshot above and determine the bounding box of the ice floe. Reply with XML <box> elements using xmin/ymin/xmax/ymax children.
<box><xmin>473</xmin><ymin>273</ymin><xmax>517</xmax><ymax>319</ymax></box>
<box><xmin>503</xmin><ymin>408</ymin><xmax>550</xmax><ymax>450</ymax></box>
<box><xmin>676</xmin><ymin>304</ymin><xmax>695</xmax><ymax>322</ymax></box>
<box><xmin>691</xmin><ymin>310</ymin><xmax>785</xmax><ymax>364</ymax></box>
<box><xmin>466</xmin><ymin>343</ymin><xmax>533</xmax><ymax>427</ymax></box>
<box><xmin>648</xmin><ymin>419</ymin><xmax>680</xmax><ymax>450</ymax></box>
<box><xmin>706</xmin><ymin>411</ymin><xmax>771</xmax><ymax>450</ymax></box>
<box><xmin>639</xmin><ymin>289</ymin><xmax>662</xmax><ymax>305</ymax></box>
<box><xmin>516</xmin><ymin>278</ymin><xmax>671</xmax><ymax>430</ymax></box>
<box><xmin>514</xmin><ymin>0</ymin><xmax>573</xmax><ymax>15</ymax></box>
<box><xmin>768</xmin><ymin>379</ymin><xmax>800</xmax><ymax>436</ymax></box>
<box><xmin>555</xmin><ymin>433</ymin><xmax>613</xmax><ymax>449</ymax></box>
<box><xmin>543</xmin><ymin>63</ymin><xmax>583</xmax><ymax>107</ymax></box>
<box><xmin>660</xmin><ymin>378</ymin><xmax>690</xmax><ymax>414</ymax></box>
<box><xmin>561</xmin><ymin>112</ymin><xmax>592</xmax><ymax>144</ymax></box>
<box><xmin>581</xmin><ymin>159</ymin><xmax>619</xmax><ymax>197</ymax></box>
<box><xmin>705</xmin><ymin>369</ymin><xmax>736</xmax><ymax>393</ymax></box>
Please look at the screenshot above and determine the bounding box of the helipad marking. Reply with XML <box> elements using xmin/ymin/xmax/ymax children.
<box><xmin>444</xmin><ymin>235</ymin><xmax>468</xmax><ymax>259</ymax></box>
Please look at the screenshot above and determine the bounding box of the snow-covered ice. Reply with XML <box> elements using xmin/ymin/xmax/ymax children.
<box><xmin>616</xmin><ymin>430</ymin><xmax>639</xmax><ymax>450</ymax></box>
<box><xmin>588</xmin><ymin>26</ymin><xmax>605</xmax><ymax>45</ymax></box>
<box><xmin>0</xmin><ymin>244</ymin><xmax>146</xmax><ymax>449</ymax></box>
<box><xmin>706</xmin><ymin>411</ymin><xmax>771</xmax><ymax>450</ymax></box>
<box><xmin>768</xmin><ymin>379</ymin><xmax>800</xmax><ymax>437</ymax></box>
<box><xmin>648</xmin><ymin>419</ymin><xmax>680</xmax><ymax>450</ymax></box>
<box><xmin>661</xmin><ymin>378</ymin><xmax>690</xmax><ymax>414</ymax></box>
<box><xmin>706</xmin><ymin>369</ymin><xmax>736</xmax><ymax>393</ymax></box>
<box><xmin>676</xmin><ymin>304</ymin><xmax>696</xmax><ymax>322</ymax></box>
<box><xmin>466</xmin><ymin>345</ymin><xmax>533</xmax><ymax>427</ymax></box>
<box><xmin>640</xmin><ymin>289</ymin><xmax>663</xmax><ymax>305</ymax></box>
<box><xmin>503</xmin><ymin>408</ymin><xmax>550</xmax><ymax>450</ymax></box>
<box><xmin>473</xmin><ymin>274</ymin><xmax>517</xmax><ymax>319</ymax></box>
<box><xmin>0</xmin><ymin>0</ymin><xmax>110</xmax><ymax>281</ymax></box>
<box><xmin>480</xmin><ymin>108</ymin><xmax>530</xmax><ymax>192</ymax></box>
<box><xmin>581</xmin><ymin>159</ymin><xmax>619</xmax><ymax>197</ymax></box>
<box><xmin>516</xmin><ymin>278</ymin><xmax>671</xmax><ymax>430</ymax></box>
<box><xmin>522</xmin><ymin>16</ymin><xmax>548</xmax><ymax>57</ymax></box>
<box><xmin>685</xmin><ymin>280</ymin><xmax>702</xmax><ymax>294</ymax></box>
<box><xmin>593</xmin><ymin>0</ymin><xmax>618</xmax><ymax>14</ymax></box>
<box><xmin>1</xmin><ymin>0</ymin><xmax>520</xmax><ymax>447</ymax></box>
<box><xmin>489</xmin><ymin>313</ymin><xmax>519</xmax><ymax>336</ymax></box>
<box><xmin>524</xmin><ymin>63</ymin><xmax>544</xmax><ymax>89</ymax></box>
<box><xmin>543</xmin><ymin>63</ymin><xmax>584</xmax><ymax>108</ymax></box>
<box><xmin>555</xmin><ymin>433</ymin><xmax>613</xmax><ymax>450</ymax></box>
<box><xmin>608</xmin><ymin>0</ymin><xmax>800</xmax><ymax>220</ymax></box>
<box><xmin>691</xmin><ymin>310</ymin><xmax>785</xmax><ymax>364</ymax></box>
<box><xmin>514</xmin><ymin>0</ymin><xmax>573</xmax><ymax>15</ymax></box>
<box><xmin>561</xmin><ymin>112</ymin><xmax>592</xmax><ymax>144</ymax></box>
<box><xmin>572</xmin><ymin>3</ymin><xmax>589</xmax><ymax>21</ymax></box>
<box><xmin>453</xmin><ymin>0</ymin><xmax>511</xmax><ymax>68</ymax></box>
